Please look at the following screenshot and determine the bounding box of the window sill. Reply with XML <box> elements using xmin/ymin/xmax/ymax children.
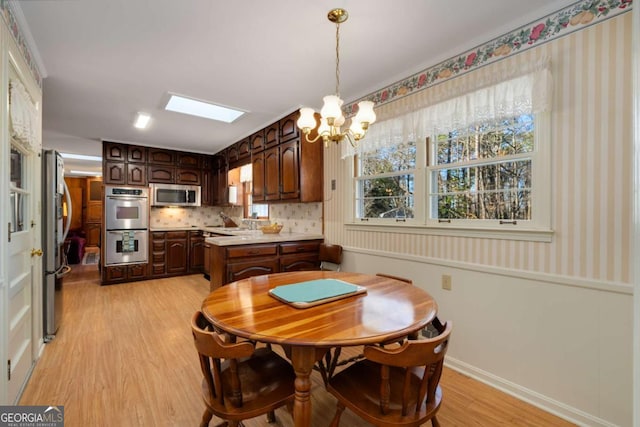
<box><xmin>344</xmin><ymin>222</ymin><xmax>553</xmax><ymax>242</ymax></box>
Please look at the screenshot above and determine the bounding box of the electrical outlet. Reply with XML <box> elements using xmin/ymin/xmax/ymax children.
<box><xmin>331</xmin><ymin>179</ymin><xmax>336</xmax><ymax>190</ymax></box>
<box><xmin>442</xmin><ymin>274</ymin><xmax>452</xmax><ymax>291</ymax></box>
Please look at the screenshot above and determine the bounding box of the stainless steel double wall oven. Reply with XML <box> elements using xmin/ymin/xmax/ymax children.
<box><xmin>104</xmin><ymin>186</ymin><xmax>149</xmax><ymax>265</ymax></box>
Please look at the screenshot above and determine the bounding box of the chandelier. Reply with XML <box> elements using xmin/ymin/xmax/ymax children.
<box><xmin>296</xmin><ymin>8</ymin><xmax>376</xmax><ymax>148</ymax></box>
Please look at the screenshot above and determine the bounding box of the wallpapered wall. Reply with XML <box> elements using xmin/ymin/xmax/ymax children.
<box><xmin>324</xmin><ymin>12</ymin><xmax>633</xmax><ymax>286</ymax></box>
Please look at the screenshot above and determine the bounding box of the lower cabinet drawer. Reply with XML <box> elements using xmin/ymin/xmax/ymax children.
<box><xmin>280</xmin><ymin>241</ymin><xmax>321</xmax><ymax>254</ymax></box>
<box><xmin>226</xmin><ymin>258</ymin><xmax>279</xmax><ymax>283</ymax></box>
<box><xmin>280</xmin><ymin>253</ymin><xmax>320</xmax><ymax>272</ymax></box>
<box><xmin>226</xmin><ymin>244</ymin><xmax>278</xmax><ymax>259</ymax></box>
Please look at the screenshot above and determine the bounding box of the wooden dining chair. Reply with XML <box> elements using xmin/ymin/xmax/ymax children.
<box><xmin>191</xmin><ymin>311</ymin><xmax>295</xmax><ymax>427</ymax></box>
<box><xmin>318</xmin><ymin>273</ymin><xmax>418</xmax><ymax>384</ymax></box>
<box><xmin>327</xmin><ymin>320</ymin><xmax>452</xmax><ymax>427</ymax></box>
<box><xmin>319</xmin><ymin>243</ymin><xmax>343</xmax><ymax>271</ymax></box>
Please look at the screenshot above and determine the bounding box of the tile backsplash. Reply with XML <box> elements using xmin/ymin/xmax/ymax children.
<box><xmin>269</xmin><ymin>202</ymin><xmax>322</xmax><ymax>234</ymax></box>
<box><xmin>150</xmin><ymin>202</ymin><xmax>323</xmax><ymax>234</ymax></box>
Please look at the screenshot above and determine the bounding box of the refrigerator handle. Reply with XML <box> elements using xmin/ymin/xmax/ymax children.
<box><xmin>62</xmin><ymin>178</ymin><xmax>72</xmax><ymax>242</ymax></box>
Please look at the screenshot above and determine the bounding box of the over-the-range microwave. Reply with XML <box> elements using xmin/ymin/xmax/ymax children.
<box><xmin>149</xmin><ymin>183</ymin><xmax>201</xmax><ymax>207</ymax></box>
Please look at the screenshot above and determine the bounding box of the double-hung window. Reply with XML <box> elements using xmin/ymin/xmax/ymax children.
<box><xmin>349</xmin><ymin>65</ymin><xmax>552</xmax><ymax>238</ymax></box>
<box><xmin>355</xmin><ymin>140</ymin><xmax>417</xmax><ymax>221</ymax></box>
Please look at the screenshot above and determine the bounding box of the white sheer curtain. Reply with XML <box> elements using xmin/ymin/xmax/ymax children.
<box><xmin>9</xmin><ymin>78</ymin><xmax>39</xmax><ymax>152</ymax></box>
<box><xmin>342</xmin><ymin>57</ymin><xmax>552</xmax><ymax>158</ymax></box>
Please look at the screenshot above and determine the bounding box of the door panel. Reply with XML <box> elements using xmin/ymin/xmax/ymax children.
<box><xmin>7</xmin><ymin>147</ymin><xmax>35</xmax><ymax>404</ymax></box>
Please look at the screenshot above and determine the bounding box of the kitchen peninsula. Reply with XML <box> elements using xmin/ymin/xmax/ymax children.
<box><xmin>205</xmin><ymin>229</ymin><xmax>324</xmax><ymax>290</ymax></box>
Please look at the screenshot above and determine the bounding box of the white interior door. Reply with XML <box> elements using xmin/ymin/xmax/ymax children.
<box><xmin>6</xmin><ymin>144</ymin><xmax>38</xmax><ymax>403</ymax></box>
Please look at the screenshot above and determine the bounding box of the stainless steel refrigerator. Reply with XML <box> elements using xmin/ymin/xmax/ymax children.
<box><xmin>42</xmin><ymin>150</ymin><xmax>72</xmax><ymax>341</ymax></box>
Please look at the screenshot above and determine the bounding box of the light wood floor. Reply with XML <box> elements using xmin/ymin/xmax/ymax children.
<box><xmin>20</xmin><ymin>265</ymin><xmax>576</xmax><ymax>427</ymax></box>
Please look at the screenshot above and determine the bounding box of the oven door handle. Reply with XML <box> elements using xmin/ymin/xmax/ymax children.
<box><xmin>106</xmin><ymin>196</ymin><xmax>146</xmax><ymax>202</ymax></box>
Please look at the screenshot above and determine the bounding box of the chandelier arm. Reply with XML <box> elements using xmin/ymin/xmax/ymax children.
<box><xmin>342</xmin><ymin>131</ymin><xmax>357</xmax><ymax>148</ymax></box>
<box><xmin>303</xmin><ymin>131</ymin><xmax>324</xmax><ymax>144</ymax></box>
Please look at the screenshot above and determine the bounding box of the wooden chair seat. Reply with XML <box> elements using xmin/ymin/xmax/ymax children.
<box><xmin>192</xmin><ymin>311</ymin><xmax>295</xmax><ymax>427</ymax></box>
<box><xmin>200</xmin><ymin>347</ymin><xmax>295</xmax><ymax>418</ymax></box>
<box><xmin>327</xmin><ymin>321</ymin><xmax>452</xmax><ymax>427</ymax></box>
<box><xmin>328</xmin><ymin>360</ymin><xmax>443</xmax><ymax>424</ymax></box>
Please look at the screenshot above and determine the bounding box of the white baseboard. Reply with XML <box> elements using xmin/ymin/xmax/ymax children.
<box><xmin>445</xmin><ymin>356</ymin><xmax>619</xmax><ymax>427</ymax></box>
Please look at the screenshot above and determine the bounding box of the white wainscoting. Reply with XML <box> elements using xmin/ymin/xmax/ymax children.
<box><xmin>344</xmin><ymin>247</ymin><xmax>633</xmax><ymax>427</ymax></box>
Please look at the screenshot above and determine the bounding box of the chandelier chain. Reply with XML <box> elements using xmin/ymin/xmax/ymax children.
<box><xmin>335</xmin><ymin>21</ymin><xmax>340</xmax><ymax>97</ymax></box>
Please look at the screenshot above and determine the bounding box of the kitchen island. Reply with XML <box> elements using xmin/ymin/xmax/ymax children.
<box><xmin>205</xmin><ymin>231</ymin><xmax>324</xmax><ymax>290</ymax></box>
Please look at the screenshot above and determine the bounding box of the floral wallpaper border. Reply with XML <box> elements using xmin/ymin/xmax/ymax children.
<box><xmin>344</xmin><ymin>0</ymin><xmax>632</xmax><ymax>116</ymax></box>
<box><xmin>0</xmin><ymin>0</ymin><xmax>42</xmax><ymax>87</ymax></box>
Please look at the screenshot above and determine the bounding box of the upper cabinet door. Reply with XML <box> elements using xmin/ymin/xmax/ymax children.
<box><xmin>104</xmin><ymin>142</ymin><xmax>127</xmax><ymax>161</ymax></box>
<box><xmin>279</xmin><ymin>111</ymin><xmax>300</xmax><ymax>143</ymax></box>
<box><xmin>251</xmin><ymin>130</ymin><xmax>265</xmax><ymax>153</ymax></box>
<box><xmin>265</xmin><ymin>123</ymin><xmax>279</xmax><ymax>148</ymax></box>
<box><xmin>252</xmin><ymin>151</ymin><xmax>265</xmax><ymax>202</ymax></box>
<box><xmin>264</xmin><ymin>147</ymin><xmax>280</xmax><ymax>201</ymax></box>
<box><xmin>279</xmin><ymin>140</ymin><xmax>299</xmax><ymax>200</ymax></box>
<box><xmin>237</xmin><ymin>137</ymin><xmax>251</xmax><ymax>160</ymax></box>
<box><xmin>148</xmin><ymin>148</ymin><xmax>175</xmax><ymax>165</ymax></box>
<box><xmin>178</xmin><ymin>152</ymin><xmax>202</xmax><ymax>168</ymax></box>
<box><xmin>127</xmin><ymin>145</ymin><xmax>147</xmax><ymax>163</ymax></box>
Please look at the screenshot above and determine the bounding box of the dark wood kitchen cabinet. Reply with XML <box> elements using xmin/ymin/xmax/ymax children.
<box><xmin>104</xmin><ymin>142</ymin><xmax>127</xmax><ymax>161</ymax></box>
<box><xmin>150</xmin><ymin>230</ymin><xmax>202</xmax><ymax>278</ymax></box>
<box><xmin>189</xmin><ymin>231</ymin><xmax>205</xmax><ymax>273</ymax></box>
<box><xmin>279</xmin><ymin>110</ymin><xmax>300</xmax><ymax>143</ymax></box>
<box><xmin>210</xmin><ymin>239</ymin><xmax>323</xmax><ymax>290</ymax></box>
<box><xmin>262</xmin><ymin>140</ymin><xmax>299</xmax><ymax>201</ymax></box>
<box><xmin>263</xmin><ymin>146</ymin><xmax>280</xmax><ymax>201</ymax></box>
<box><xmin>103</xmin><ymin>142</ymin><xmax>148</xmax><ymax>185</ymax></box>
<box><xmin>104</xmin><ymin>161</ymin><xmax>148</xmax><ymax>186</ymax></box>
<box><xmin>203</xmin><ymin>242</ymin><xmax>212</xmax><ymax>279</ymax></box>
<box><xmin>148</xmin><ymin>165</ymin><xmax>175</xmax><ymax>183</ymax></box>
<box><xmin>250</xmin><ymin>129</ymin><xmax>265</xmax><ymax>153</ymax></box>
<box><xmin>166</xmin><ymin>231</ymin><xmax>188</xmax><ymax>275</ymax></box>
<box><xmin>102</xmin><ymin>263</ymin><xmax>148</xmax><ymax>285</ymax></box>
<box><xmin>148</xmin><ymin>148</ymin><xmax>175</xmax><ymax>165</ymax></box>
<box><xmin>279</xmin><ymin>140</ymin><xmax>299</xmax><ymax>200</ymax></box>
<box><xmin>104</xmin><ymin>162</ymin><xmax>126</xmax><ymax>185</ymax></box>
<box><xmin>126</xmin><ymin>164</ymin><xmax>147</xmax><ymax>186</ymax></box>
<box><xmin>150</xmin><ymin>232</ymin><xmax>168</xmax><ymax>277</ymax></box>
<box><xmin>177</xmin><ymin>152</ymin><xmax>201</xmax><ymax>169</ymax></box>
<box><xmin>127</xmin><ymin>146</ymin><xmax>147</xmax><ymax>163</ymax></box>
<box><xmin>176</xmin><ymin>168</ymin><xmax>201</xmax><ymax>185</ymax></box>
<box><xmin>239</xmin><ymin>110</ymin><xmax>322</xmax><ymax>204</ymax></box>
<box><xmin>213</xmin><ymin>152</ymin><xmax>228</xmax><ymax>206</ymax></box>
<box><xmin>279</xmin><ymin>240</ymin><xmax>321</xmax><ymax>272</ymax></box>
<box><xmin>201</xmin><ymin>168</ymin><xmax>213</xmax><ymax>206</ymax></box>
<box><xmin>251</xmin><ymin>151</ymin><xmax>265</xmax><ymax>202</ymax></box>
<box><xmin>265</xmin><ymin>122</ymin><xmax>279</xmax><ymax>148</ymax></box>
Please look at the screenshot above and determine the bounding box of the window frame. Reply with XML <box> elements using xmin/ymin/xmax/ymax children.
<box><xmin>346</xmin><ymin>111</ymin><xmax>552</xmax><ymax>242</ymax></box>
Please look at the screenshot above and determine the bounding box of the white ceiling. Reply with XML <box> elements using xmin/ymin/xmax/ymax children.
<box><xmin>17</xmin><ymin>0</ymin><xmax>577</xmax><ymax>175</ymax></box>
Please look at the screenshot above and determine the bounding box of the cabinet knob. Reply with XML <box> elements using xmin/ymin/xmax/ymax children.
<box><xmin>31</xmin><ymin>248</ymin><xmax>43</xmax><ymax>257</ymax></box>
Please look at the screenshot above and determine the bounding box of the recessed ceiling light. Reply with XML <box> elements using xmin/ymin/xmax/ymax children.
<box><xmin>164</xmin><ymin>94</ymin><xmax>245</xmax><ymax>123</ymax></box>
<box><xmin>134</xmin><ymin>112</ymin><xmax>151</xmax><ymax>129</ymax></box>
<box><xmin>60</xmin><ymin>153</ymin><xmax>102</xmax><ymax>161</ymax></box>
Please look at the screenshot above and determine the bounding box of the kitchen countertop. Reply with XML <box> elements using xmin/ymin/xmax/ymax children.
<box><xmin>149</xmin><ymin>226</ymin><xmax>324</xmax><ymax>245</ymax></box>
<box><xmin>205</xmin><ymin>231</ymin><xmax>324</xmax><ymax>246</ymax></box>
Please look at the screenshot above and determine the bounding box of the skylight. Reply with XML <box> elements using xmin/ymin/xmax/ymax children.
<box><xmin>164</xmin><ymin>94</ymin><xmax>245</xmax><ymax>123</ymax></box>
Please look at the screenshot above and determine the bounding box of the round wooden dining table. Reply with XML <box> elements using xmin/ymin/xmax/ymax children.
<box><xmin>200</xmin><ymin>270</ymin><xmax>438</xmax><ymax>427</ymax></box>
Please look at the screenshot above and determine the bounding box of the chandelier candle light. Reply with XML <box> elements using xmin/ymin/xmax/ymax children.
<box><xmin>297</xmin><ymin>8</ymin><xmax>376</xmax><ymax>148</ymax></box>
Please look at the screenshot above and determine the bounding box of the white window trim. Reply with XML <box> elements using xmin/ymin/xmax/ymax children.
<box><xmin>345</xmin><ymin>112</ymin><xmax>553</xmax><ymax>243</ymax></box>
